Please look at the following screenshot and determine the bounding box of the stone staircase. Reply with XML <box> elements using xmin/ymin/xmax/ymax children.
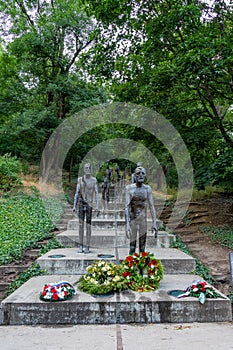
<box><xmin>0</xmin><ymin>182</ymin><xmax>232</xmax><ymax>325</ymax></box>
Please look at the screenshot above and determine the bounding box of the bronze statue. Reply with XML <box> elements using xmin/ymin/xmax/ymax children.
<box><xmin>125</xmin><ymin>165</ymin><xmax>158</xmax><ymax>254</ymax></box>
<box><xmin>101</xmin><ymin>176</ymin><xmax>110</xmax><ymax>201</ymax></box>
<box><xmin>72</xmin><ymin>163</ymin><xmax>99</xmax><ymax>253</ymax></box>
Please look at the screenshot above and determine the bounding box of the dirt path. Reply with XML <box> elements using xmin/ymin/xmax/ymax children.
<box><xmin>161</xmin><ymin>193</ymin><xmax>233</xmax><ymax>295</ymax></box>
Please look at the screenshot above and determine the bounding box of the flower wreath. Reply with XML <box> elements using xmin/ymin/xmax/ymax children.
<box><xmin>121</xmin><ymin>252</ymin><xmax>164</xmax><ymax>292</ymax></box>
<box><xmin>40</xmin><ymin>281</ymin><xmax>76</xmax><ymax>302</ymax></box>
<box><xmin>79</xmin><ymin>260</ymin><xmax>126</xmax><ymax>295</ymax></box>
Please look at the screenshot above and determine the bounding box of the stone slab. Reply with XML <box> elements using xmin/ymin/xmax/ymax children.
<box><xmin>37</xmin><ymin>247</ymin><xmax>195</xmax><ymax>275</ymax></box>
<box><xmin>56</xmin><ymin>230</ymin><xmax>176</xmax><ymax>249</ymax></box>
<box><xmin>1</xmin><ymin>274</ymin><xmax>231</xmax><ymax>325</ymax></box>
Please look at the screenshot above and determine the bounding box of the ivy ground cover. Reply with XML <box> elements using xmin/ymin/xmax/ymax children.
<box><xmin>0</xmin><ymin>193</ymin><xmax>61</xmax><ymax>264</ymax></box>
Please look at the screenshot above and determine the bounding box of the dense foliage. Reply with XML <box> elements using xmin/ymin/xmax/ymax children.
<box><xmin>0</xmin><ymin>154</ymin><xmax>22</xmax><ymax>191</ymax></box>
<box><xmin>0</xmin><ymin>0</ymin><xmax>232</xmax><ymax>191</ymax></box>
<box><xmin>82</xmin><ymin>0</ymin><xmax>233</xmax><ymax>191</ymax></box>
<box><xmin>0</xmin><ymin>193</ymin><xmax>62</xmax><ymax>264</ymax></box>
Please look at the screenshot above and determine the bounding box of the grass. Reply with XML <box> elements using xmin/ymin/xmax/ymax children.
<box><xmin>166</xmin><ymin>186</ymin><xmax>224</xmax><ymax>202</ymax></box>
<box><xmin>201</xmin><ymin>225</ymin><xmax>233</xmax><ymax>250</ymax></box>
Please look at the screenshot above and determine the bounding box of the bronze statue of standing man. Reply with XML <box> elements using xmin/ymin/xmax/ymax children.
<box><xmin>125</xmin><ymin>165</ymin><xmax>158</xmax><ymax>254</ymax></box>
<box><xmin>72</xmin><ymin>163</ymin><xmax>99</xmax><ymax>254</ymax></box>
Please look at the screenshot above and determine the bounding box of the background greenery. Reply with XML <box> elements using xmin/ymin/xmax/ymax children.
<box><xmin>0</xmin><ymin>0</ymin><xmax>232</xmax><ymax>191</ymax></box>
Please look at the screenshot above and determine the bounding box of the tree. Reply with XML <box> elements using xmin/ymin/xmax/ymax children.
<box><xmin>0</xmin><ymin>0</ymin><xmax>107</xmax><ymax>161</ymax></box>
<box><xmin>81</xmin><ymin>0</ymin><xmax>233</xmax><ymax>188</ymax></box>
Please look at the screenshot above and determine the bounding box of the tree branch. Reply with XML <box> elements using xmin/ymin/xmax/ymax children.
<box><xmin>15</xmin><ymin>0</ymin><xmax>34</xmax><ymax>27</ymax></box>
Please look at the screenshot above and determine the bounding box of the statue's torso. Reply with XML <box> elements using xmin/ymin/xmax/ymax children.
<box><xmin>129</xmin><ymin>184</ymin><xmax>148</xmax><ymax>219</ymax></box>
<box><xmin>78</xmin><ymin>176</ymin><xmax>97</xmax><ymax>205</ymax></box>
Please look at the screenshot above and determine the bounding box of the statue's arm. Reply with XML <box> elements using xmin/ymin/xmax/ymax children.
<box><xmin>95</xmin><ymin>179</ymin><xmax>99</xmax><ymax>210</ymax></box>
<box><xmin>72</xmin><ymin>180</ymin><xmax>80</xmax><ymax>212</ymax></box>
<box><xmin>147</xmin><ymin>186</ymin><xmax>158</xmax><ymax>233</ymax></box>
<box><xmin>125</xmin><ymin>185</ymin><xmax>132</xmax><ymax>238</ymax></box>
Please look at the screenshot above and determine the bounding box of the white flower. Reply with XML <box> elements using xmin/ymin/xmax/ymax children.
<box><xmin>113</xmin><ymin>276</ymin><xmax>120</xmax><ymax>282</ymax></box>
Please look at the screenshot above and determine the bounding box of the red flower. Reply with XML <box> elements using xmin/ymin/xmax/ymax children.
<box><xmin>64</xmin><ymin>291</ymin><xmax>68</xmax><ymax>297</ymax></box>
<box><xmin>152</xmin><ymin>260</ymin><xmax>158</xmax><ymax>266</ymax></box>
<box><xmin>123</xmin><ymin>271</ymin><xmax>131</xmax><ymax>277</ymax></box>
<box><xmin>148</xmin><ymin>269</ymin><xmax>154</xmax><ymax>275</ymax></box>
<box><xmin>141</xmin><ymin>252</ymin><xmax>148</xmax><ymax>257</ymax></box>
<box><xmin>128</xmin><ymin>262</ymin><xmax>133</xmax><ymax>268</ymax></box>
<box><xmin>126</xmin><ymin>256</ymin><xmax>133</xmax><ymax>263</ymax></box>
<box><xmin>134</xmin><ymin>253</ymin><xmax>139</xmax><ymax>257</ymax></box>
<box><xmin>53</xmin><ymin>293</ymin><xmax>59</xmax><ymax>301</ymax></box>
<box><xmin>41</xmin><ymin>291</ymin><xmax>47</xmax><ymax>296</ymax></box>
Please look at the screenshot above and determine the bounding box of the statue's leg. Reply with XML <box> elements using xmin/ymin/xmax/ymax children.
<box><xmin>129</xmin><ymin>220</ymin><xmax>137</xmax><ymax>254</ymax></box>
<box><xmin>139</xmin><ymin>221</ymin><xmax>147</xmax><ymax>253</ymax></box>
<box><xmin>85</xmin><ymin>205</ymin><xmax>92</xmax><ymax>253</ymax></box>
<box><xmin>78</xmin><ymin>204</ymin><xmax>85</xmax><ymax>252</ymax></box>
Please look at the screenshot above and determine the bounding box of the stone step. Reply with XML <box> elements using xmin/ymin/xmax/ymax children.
<box><xmin>67</xmin><ymin>219</ymin><xmax>163</xmax><ymax>230</ymax></box>
<box><xmin>37</xmin><ymin>247</ymin><xmax>195</xmax><ymax>275</ymax></box>
<box><xmin>1</xmin><ymin>274</ymin><xmax>231</xmax><ymax>325</ymax></box>
<box><xmin>69</xmin><ymin>209</ymin><xmax>156</xmax><ymax>220</ymax></box>
<box><xmin>0</xmin><ymin>265</ymin><xmax>31</xmax><ymax>274</ymax></box>
<box><xmin>55</xmin><ymin>224</ymin><xmax>68</xmax><ymax>231</ymax></box>
<box><xmin>56</xmin><ymin>230</ymin><xmax>176</xmax><ymax>249</ymax></box>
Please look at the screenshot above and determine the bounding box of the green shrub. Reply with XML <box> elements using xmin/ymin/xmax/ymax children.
<box><xmin>0</xmin><ymin>154</ymin><xmax>22</xmax><ymax>191</ymax></box>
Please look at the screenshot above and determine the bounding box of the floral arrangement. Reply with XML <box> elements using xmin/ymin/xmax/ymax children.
<box><xmin>40</xmin><ymin>281</ymin><xmax>76</xmax><ymax>302</ymax></box>
<box><xmin>178</xmin><ymin>280</ymin><xmax>224</xmax><ymax>304</ymax></box>
<box><xmin>78</xmin><ymin>260</ymin><xmax>126</xmax><ymax>295</ymax></box>
<box><xmin>78</xmin><ymin>252</ymin><xmax>163</xmax><ymax>295</ymax></box>
<box><xmin>121</xmin><ymin>252</ymin><xmax>164</xmax><ymax>292</ymax></box>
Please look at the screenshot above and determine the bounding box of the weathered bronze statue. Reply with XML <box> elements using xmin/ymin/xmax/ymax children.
<box><xmin>101</xmin><ymin>176</ymin><xmax>110</xmax><ymax>201</ymax></box>
<box><xmin>131</xmin><ymin>162</ymin><xmax>142</xmax><ymax>183</ymax></box>
<box><xmin>72</xmin><ymin>163</ymin><xmax>99</xmax><ymax>254</ymax></box>
<box><xmin>125</xmin><ymin>165</ymin><xmax>158</xmax><ymax>254</ymax></box>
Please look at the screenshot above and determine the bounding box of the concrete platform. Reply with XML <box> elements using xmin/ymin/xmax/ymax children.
<box><xmin>1</xmin><ymin>274</ymin><xmax>231</xmax><ymax>325</ymax></box>
<box><xmin>56</xmin><ymin>230</ymin><xmax>176</xmax><ymax>249</ymax></box>
<box><xmin>37</xmin><ymin>247</ymin><xmax>195</xmax><ymax>275</ymax></box>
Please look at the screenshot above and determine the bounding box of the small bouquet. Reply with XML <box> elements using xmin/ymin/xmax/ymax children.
<box><xmin>40</xmin><ymin>281</ymin><xmax>76</xmax><ymax>302</ymax></box>
<box><xmin>178</xmin><ymin>280</ymin><xmax>224</xmax><ymax>304</ymax></box>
